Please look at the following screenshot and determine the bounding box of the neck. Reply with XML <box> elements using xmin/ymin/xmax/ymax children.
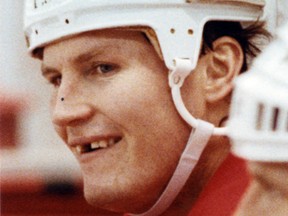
<box><xmin>163</xmin><ymin>137</ymin><xmax>230</xmax><ymax>216</ymax></box>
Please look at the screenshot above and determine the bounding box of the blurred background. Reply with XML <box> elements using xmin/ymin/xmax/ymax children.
<box><xmin>0</xmin><ymin>1</ymin><xmax>117</xmax><ymax>215</ymax></box>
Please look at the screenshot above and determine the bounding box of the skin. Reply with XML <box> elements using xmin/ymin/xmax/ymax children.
<box><xmin>234</xmin><ymin>162</ymin><xmax>288</xmax><ymax>216</ymax></box>
<box><xmin>41</xmin><ymin>29</ymin><xmax>243</xmax><ymax>215</ymax></box>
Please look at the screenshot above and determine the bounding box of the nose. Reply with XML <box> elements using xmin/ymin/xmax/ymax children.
<box><xmin>51</xmin><ymin>83</ymin><xmax>94</xmax><ymax>127</ymax></box>
<box><xmin>52</xmin><ymin>99</ymin><xmax>94</xmax><ymax>127</ymax></box>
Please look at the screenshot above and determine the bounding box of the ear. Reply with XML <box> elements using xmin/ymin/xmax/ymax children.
<box><xmin>204</xmin><ymin>36</ymin><xmax>244</xmax><ymax>103</ymax></box>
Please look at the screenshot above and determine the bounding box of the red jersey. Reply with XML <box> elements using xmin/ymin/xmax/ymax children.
<box><xmin>188</xmin><ymin>154</ymin><xmax>249</xmax><ymax>216</ymax></box>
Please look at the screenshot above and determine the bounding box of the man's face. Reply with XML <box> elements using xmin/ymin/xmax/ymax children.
<box><xmin>41</xmin><ymin>30</ymin><xmax>191</xmax><ymax>213</ymax></box>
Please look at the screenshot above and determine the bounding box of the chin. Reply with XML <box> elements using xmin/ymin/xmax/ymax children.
<box><xmin>82</xmin><ymin>179</ymin><xmax>154</xmax><ymax>214</ymax></box>
<box><xmin>83</xmin><ymin>186</ymin><xmax>118</xmax><ymax>212</ymax></box>
<box><xmin>83</xmin><ymin>180</ymin><xmax>130</xmax><ymax>213</ymax></box>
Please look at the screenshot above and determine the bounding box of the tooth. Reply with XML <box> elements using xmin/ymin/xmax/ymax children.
<box><xmin>99</xmin><ymin>140</ymin><xmax>108</xmax><ymax>148</ymax></box>
<box><xmin>108</xmin><ymin>138</ymin><xmax>115</xmax><ymax>146</ymax></box>
<box><xmin>76</xmin><ymin>146</ymin><xmax>82</xmax><ymax>154</ymax></box>
<box><xmin>91</xmin><ymin>142</ymin><xmax>100</xmax><ymax>149</ymax></box>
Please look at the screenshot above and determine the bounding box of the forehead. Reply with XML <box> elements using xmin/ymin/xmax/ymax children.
<box><xmin>42</xmin><ymin>29</ymin><xmax>149</xmax><ymax>62</ymax></box>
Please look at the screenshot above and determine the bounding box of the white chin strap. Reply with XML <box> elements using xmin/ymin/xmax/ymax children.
<box><xmin>127</xmin><ymin>59</ymin><xmax>226</xmax><ymax>216</ymax></box>
<box><xmin>169</xmin><ymin>59</ymin><xmax>228</xmax><ymax>136</ymax></box>
<box><xmin>128</xmin><ymin>120</ymin><xmax>214</xmax><ymax>216</ymax></box>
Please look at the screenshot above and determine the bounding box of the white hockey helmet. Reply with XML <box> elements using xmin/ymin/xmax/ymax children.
<box><xmin>24</xmin><ymin>0</ymin><xmax>267</xmax><ymax>135</ymax></box>
<box><xmin>229</xmin><ymin>21</ymin><xmax>288</xmax><ymax>162</ymax></box>
<box><xmin>24</xmin><ymin>0</ymin><xmax>266</xmax><ymax>70</ymax></box>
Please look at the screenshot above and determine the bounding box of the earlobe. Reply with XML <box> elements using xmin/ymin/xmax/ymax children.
<box><xmin>205</xmin><ymin>36</ymin><xmax>244</xmax><ymax>103</ymax></box>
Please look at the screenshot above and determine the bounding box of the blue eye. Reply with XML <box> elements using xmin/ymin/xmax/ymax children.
<box><xmin>88</xmin><ymin>63</ymin><xmax>118</xmax><ymax>75</ymax></box>
<box><xmin>97</xmin><ymin>64</ymin><xmax>115</xmax><ymax>74</ymax></box>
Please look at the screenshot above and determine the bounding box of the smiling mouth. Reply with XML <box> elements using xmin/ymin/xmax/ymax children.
<box><xmin>74</xmin><ymin>137</ymin><xmax>122</xmax><ymax>155</ymax></box>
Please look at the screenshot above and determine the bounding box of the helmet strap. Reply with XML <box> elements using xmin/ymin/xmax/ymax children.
<box><xmin>127</xmin><ymin>59</ymin><xmax>215</xmax><ymax>216</ymax></box>
<box><xmin>127</xmin><ymin>120</ymin><xmax>214</xmax><ymax>216</ymax></box>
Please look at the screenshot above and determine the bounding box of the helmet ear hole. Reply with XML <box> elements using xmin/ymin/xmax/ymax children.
<box><xmin>188</xmin><ymin>29</ymin><xmax>194</xmax><ymax>35</ymax></box>
<box><xmin>170</xmin><ymin>28</ymin><xmax>175</xmax><ymax>34</ymax></box>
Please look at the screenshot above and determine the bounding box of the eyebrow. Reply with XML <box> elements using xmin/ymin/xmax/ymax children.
<box><xmin>41</xmin><ymin>44</ymin><xmax>119</xmax><ymax>75</ymax></box>
<box><xmin>75</xmin><ymin>49</ymin><xmax>101</xmax><ymax>63</ymax></box>
<box><xmin>40</xmin><ymin>49</ymin><xmax>102</xmax><ymax>76</ymax></box>
<box><xmin>74</xmin><ymin>44</ymin><xmax>113</xmax><ymax>63</ymax></box>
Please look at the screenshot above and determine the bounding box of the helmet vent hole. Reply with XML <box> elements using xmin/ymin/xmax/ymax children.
<box><xmin>65</xmin><ymin>19</ymin><xmax>70</xmax><ymax>24</ymax></box>
<box><xmin>35</xmin><ymin>29</ymin><xmax>38</xmax><ymax>35</ymax></box>
<box><xmin>256</xmin><ymin>103</ymin><xmax>264</xmax><ymax>131</ymax></box>
<box><xmin>188</xmin><ymin>29</ymin><xmax>193</xmax><ymax>35</ymax></box>
<box><xmin>170</xmin><ymin>28</ymin><xmax>175</xmax><ymax>34</ymax></box>
<box><xmin>271</xmin><ymin>107</ymin><xmax>280</xmax><ymax>131</ymax></box>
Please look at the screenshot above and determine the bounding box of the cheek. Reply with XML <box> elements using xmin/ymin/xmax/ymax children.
<box><xmin>101</xmin><ymin>76</ymin><xmax>173</xmax><ymax>142</ymax></box>
<box><xmin>101</xmin><ymin>68</ymin><xmax>189</xmax><ymax>170</ymax></box>
<box><xmin>49</xmin><ymin>92</ymin><xmax>57</xmax><ymax>112</ymax></box>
